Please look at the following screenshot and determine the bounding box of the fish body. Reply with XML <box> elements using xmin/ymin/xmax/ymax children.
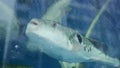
<box><xmin>26</xmin><ymin>19</ymin><xmax>120</xmax><ymax>67</ymax></box>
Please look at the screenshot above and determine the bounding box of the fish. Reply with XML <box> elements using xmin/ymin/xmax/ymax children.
<box><xmin>26</xmin><ymin>0</ymin><xmax>120</xmax><ymax>68</ymax></box>
<box><xmin>25</xmin><ymin>18</ymin><xmax>120</xmax><ymax>67</ymax></box>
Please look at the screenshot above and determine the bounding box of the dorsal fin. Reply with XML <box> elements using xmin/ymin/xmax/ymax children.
<box><xmin>42</xmin><ymin>0</ymin><xmax>71</xmax><ymax>24</ymax></box>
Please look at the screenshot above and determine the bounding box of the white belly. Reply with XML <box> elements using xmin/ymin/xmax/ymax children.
<box><xmin>33</xmin><ymin>27</ymin><xmax>73</xmax><ymax>51</ymax></box>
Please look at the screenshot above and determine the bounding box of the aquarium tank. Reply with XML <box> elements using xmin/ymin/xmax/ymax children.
<box><xmin>0</xmin><ymin>0</ymin><xmax>120</xmax><ymax>68</ymax></box>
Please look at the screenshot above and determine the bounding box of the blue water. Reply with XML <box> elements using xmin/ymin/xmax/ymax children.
<box><xmin>0</xmin><ymin>0</ymin><xmax>120</xmax><ymax>68</ymax></box>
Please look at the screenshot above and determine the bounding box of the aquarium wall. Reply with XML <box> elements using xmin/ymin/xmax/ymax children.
<box><xmin>0</xmin><ymin>0</ymin><xmax>120</xmax><ymax>68</ymax></box>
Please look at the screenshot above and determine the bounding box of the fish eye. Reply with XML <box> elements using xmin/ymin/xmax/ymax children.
<box><xmin>77</xmin><ymin>34</ymin><xmax>82</xmax><ymax>43</ymax></box>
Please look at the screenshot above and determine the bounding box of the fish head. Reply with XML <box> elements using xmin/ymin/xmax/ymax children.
<box><xmin>25</xmin><ymin>18</ymin><xmax>73</xmax><ymax>52</ymax></box>
<box><xmin>25</xmin><ymin>18</ymin><xmax>61</xmax><ymax>51</ymax></box>
<box><xmin>26</xmin><ymin>18</ymin><xmax>61</xmax><ymax>40</ymax></box>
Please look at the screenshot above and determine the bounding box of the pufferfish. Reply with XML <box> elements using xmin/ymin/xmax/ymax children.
<box><xmin>26</xmin><ymin>19</ymin><xmax>120</xmax><ymax>67</ymax></box>
<box><xmin>25</xmin><ymin>0</ymin><xmax>120</xmax><ymax>67</ymax></box>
